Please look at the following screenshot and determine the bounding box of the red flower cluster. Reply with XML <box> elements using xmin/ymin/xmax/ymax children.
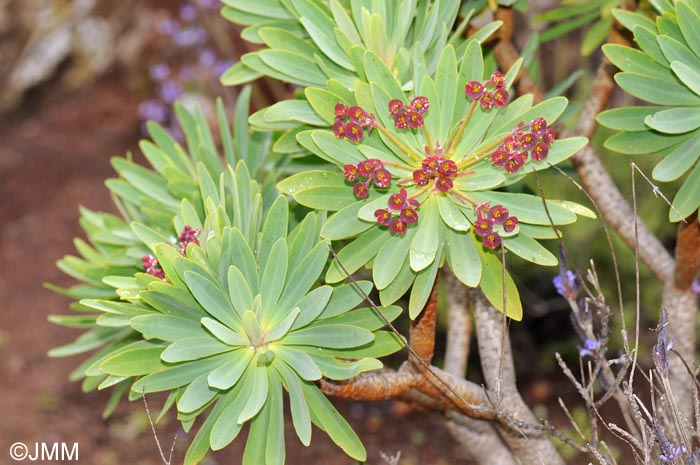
<box><xmin>333</xmin><ymin>103</ymin><xmax>376</xmax><ymax>142</ymax></box>
<box><xmin>465</xmin><ymin>71</ymin><xmax>509</xmax><ymax>110</ymax></box>
<box><xmin>178</xmin><ymin>225</ymin><xmax>201</xmax><ymax>254</ymax></box>
<box><xmin>142</xmin><ymin>254</ymin><xmax>165</xmax><ymax>280</ymax></box>
<box><xmin>473</xmin><ymin>204</ymin><xmax>518</xmax><ymax>249</ymax></box>
<box><xmin>412</xmin><ymin>156</ymin><xmax>458</xmax><ymax>192</ymax></box>
<box><xmin>344</xmin><ymin>158</ymin><xmax>391</xmax><ymax>198</ymax></box>
<box><xmin>388</xmin><ymin>96</ymin><xmax>429</xmax><ymax>129</ymax></box>
<box><xmin>142</xmin><ymin>225</ymin><xmax>202</xmax><ymax>279</ymax></box>
<box><xmin>491</xmin><ymin>117</ymin><xmax>556</xmax><ymax>173</ymax></box>
<box><xmin>374</xmin><ymin>188</ymin><xmax>419</xmax><ymax>234</ymax></box>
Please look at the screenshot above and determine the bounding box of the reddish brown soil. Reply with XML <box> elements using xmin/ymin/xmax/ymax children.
<box><xmin>0</xmin><ymin>73</ymin><xmax>474</xmax><ymax>465</ymax></box>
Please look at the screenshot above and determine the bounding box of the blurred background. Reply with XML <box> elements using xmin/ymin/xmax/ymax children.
<box><xmin>0</xmin><ymin>1</ymin><xmax>681</xmax><ymax>464</ymax></box>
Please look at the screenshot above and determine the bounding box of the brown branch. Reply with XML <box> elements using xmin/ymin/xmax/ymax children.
<box><xmin>443</xmin><ymin>268</ymin><xmax>471</xmax><ymax>377</ymax></box>
<box><xmin>319</xmin><ymin>371</ymin><xmax>419</xmax><ymax>400</ymax></box>
<box><xmin>409</xmin><ymin>276</ymin><xmax>440</xmax><ymax>366</ymax></box>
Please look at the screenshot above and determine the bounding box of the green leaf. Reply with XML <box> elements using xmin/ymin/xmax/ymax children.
<box><xmin>503</xmin><ymin>234</ymin><xmax>557</xmax><ymax>266</ymax></box>
<box><xmin>161</xmin><ymin>337</ymin><xmax>234</xmax><ymax>363</ymax></box>
<box><xmin>670</xmin><ymin>159</ymin><xmax>700</xmax><ymax>222</ymax></box>
<box><xmin>277</xmin><ymin>241</ymin><xmax>328</xmax><ymax>314</ymax></box>
<box><xmin>645</xmin><ymin>107</ymin><xmax>700</xmax><ymax>134</ymax></box>
<box><xmin>317</xmin><ymin>305</ymin><xmax>401</xmax><ymax>332</ymax></box>
<box><xmin>226</xmin><ymin>265</ymin><xmax>253</xmax><ymax>318</ymax></box>
<box><xmin>409</xmin><ymin>197</ymin><xmax>440</xmax><ymax>272</ymax></box>
<box><xmin>284</xmin><ymin>324</ymin><xmax>373</xmax><ymax>348</ymax></box>
<box><xmin>615</xmin><ymin>72</ymin><xmax>700</xmax><ymax>106</ymax></box>
<box><xmin>373</xmin><ymin>230</ymin><xmax>414</xmax><ymax>290</ymax></box>
<box><xmin>325</xmin><ymin>226</ymin><xmax>384</xmax><ymax>282</ymax></box>
<box><xmin>653</xmin><ymin>135</ymin><xmax>700</xmax><ymax>181</ymax></box>
<box><xmin>671</xmin><ymin>61</ymin><xmax>700</xmax><ymax>97</ymax></box>
<box><xmin>100</xmin><ymin>346</ymin><xmax>165</xmax><ymax>376</ymax></box>
<box><xmin>438</xmin><ymin>196</ymin><xmax>470</xmax><ymax>231</ymax></box>
<box><xmin>308</xmin><ymin>354</ymin><xmax>382</xmax><ymax>380</ymax></box>
<box><xmin>277</xmin><ymin>170</ymin><xmax>347</xmax><ymax>196</ymax></box>
<box><xmin>305</xmin><ymin>87</ymin><xmax>344</xmax><ymax>125</ymax></box>
<box><xmin>581</xmin><ymin>16</ymin><xmax>612</xmax><ymax>56</ymax></box>
<box><xmin>409</xmin><ymin>242</ymin><xmax>442</xmax><ymax>319</ymax></box>
<box><xmin>602</xmin><ymin>44</ymin><xmax>674</xmax><ymax>80</ymax></box>
<box><xmin>264</xmin><ymin>99</ymin><xmax>327</xmax><ymax>126</ymax></box>
<box><xmin>201</xmin><ymin>317</ymin><xmax>249</xmax><ymax>346</ymax></box>
<box><xmin>321</xmin><ymin>202</ymin><xmax>376</xmax><ymax>240</ymax></box>
<box><xmin>132</xmin><ymin>355</ymin><xmax>229</xmax><ymax>393</ymax></box>
<box><xmin>677</xmin><ymin>2</ymin><xmax>700</xmax><ymax>58</ymax></box>
<box><xmin>178</xmin><ymin>373</ymin><xmax>218</xmax><ymax>413</ymax></box>
<box><xmin>303</xmin><ymin>383</ymin><xmax>366</xmax><ymax>461</ymax></box>
<box><xmin>130</xmin><ymin>315</ymin><xmax>208</xmax><ymax>342</ymax></box>
<box><xmin>291</xmin><ymin>286</ymin><xmax>333</xmax><ymax>329</ymax></box>
<box><xmin>597</xmin><ymin>106</ymin><xmax>660</xmax><ymax>131</ymax></box>
<box><xmin>265</xmin><ymin>308</ymin><xmax>300</xmax><ymax>342</ymax></box>
<box><xmin>477</xmin><ymin>242</ymin><xmax>522</xmax><ymax>321</ymax></box>
<box><xmin>259</xmin><ymin>196</ymin><xmax>289</xmax><ymax>269</ymax></box>
<box><xmin>272</xmin><ymin>345</ymin><xmax>322</xmax><ymax>380</ymax></box>
<box><xmin>238</xmin><ymin>364</ymin><xmax>269</xmax><ymax>423</ymax></box>
<box><xmin>259</xmin><ymin>50</ymin><xmax>326</xmax><ymax>86</ymax></box>
<box><xmin>320</xmin><ymin>281</ymin><xmax>374</xmax><ymax>319</ymax></box>
<box><xmin>260</xmin><ymin>238</ymin><xmax>288</xmax><ymax>318</ymax></box>
<box><xmin>447</xmin><ymin>227</ymin><xmax>481</xmax><ymax>287</ymax></box>
<box><xmin>209</xmin><ymin>379</ymin><xmax>248</xmax><ymax>450</ymax></box>
<box><xmin>207</xmin><ymin>349</ymin><xmax>255</xmax><ymax>390</ymax></box>
<box><xmin>273</xmin><ymin>359</ymin><xmax>311</xmax><ymax>445</ymax></box>
<box><xmin>605</xmin><ymin>129</ymin><xmax>696</xmax><ymax>154</ymax></box>
<box><xmin>435</xmin><ymin>45</ymin><xmax>458</xmax><ymax>143</ymax></box>
<box><xmin>184</xmin><ymin>271</ymin><xmax>241</xmax><ymax>331</ymax></box>
<box><xmin>265</xmin><ymin>371</ymin><xmax>285</xmax><ymax>465</ymax></box>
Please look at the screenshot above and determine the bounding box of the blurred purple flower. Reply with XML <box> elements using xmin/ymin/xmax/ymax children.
<box><xmin>198</xmin><ymin>49</ymin><xmax>218</xmax><ymax>68</ymax></box>
<box><xmin>167</xmin><ymin>124</ymin><xmax>184</xmax><ymax>142</ymax></box>
<box><xmin>215</xmin><ymin>59</ymin><xmax>234</xmax><ymax>78</ymax></box>
<box><xmin>150</xmin><ymin>63</ymin><xmax>170</xmax><ymax>82</ymax></box>
<box><xmin>179</xmin><ymin>4</ymin><xmax>198</xmax><ymax>21</ymax></box>
<box><xmin>553</xmin><ymin>270</ymin><xmax>578</xmax><ymax>299</ymax></box>
<box><xmin>660</xmin><ymin>443</ymin><xmax>685</xmax><ymax>463</ymax></box>
<box><xmin>579</xmin><ymin>338</ymin><xmax>599</xmax><ymax>358</ymax></box>
<box><xmin>159</xmin><ymin>80</ymin><xmax>183</xmax><ymax>103</ymax></box>
<box><xmin>138</xmin><ymin>100</ymin><xmax>167</xmax><ymax>123</ymax></box>
<box><xmin>197</xmin><ymin>0</ymin><xmax>219</xmax><ymax>8</ymax></box>
<box><xmin>174</xmin><ymin>26</ymin><xmax>207</xmax><ymax>47</ymax></box>
<box><xmin>157</xmin><ymin>18</ymin><xmax>179</xmax><ymax>36</ymax></box>
<box><xmin>693</xmin><ymin>278</ymin><xmax>699</xmax><ymax>295</ymax></box>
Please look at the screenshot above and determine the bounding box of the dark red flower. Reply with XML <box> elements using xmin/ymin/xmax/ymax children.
<box><xmin>491</xmin><ymin>150</ymin><xmax>508</xmax><ymax>166</ymax></box>
<box><xmin>501</xmin><ymin>135</ymin><xmax>519</xmax><ymax>154</ymax></box>
<box><xmin>388</xmin><ymin>99</ymin><xmax>404</xmax><ymax>116</ymax></box>
<box><xmin>482</xmin><ymin>232</ymin><xmax>502</xmax><ymax>249</ymax></box>
<box><xmin>411</xmin><ymin>96</ymin><xmax>430</xmax><ymax>115</ymax></box>
<box><xmin>373</xmin><ymin>168</ymin><xmax>392</xmax><ymax>188</ymax></box>
<box><xmin>438</xmin><ymin>160</ymin><xmax>457</xmax><ymax>176</ymax></box>
<box><xmin>503</xmin><ymin>215</ymin><xmax>519</xmax><ymax>233</ymax></box>
<box><xmin>345</xmin><ymin>122</ymin><xmax>364</xmax><ymax>142</ymax></box>
<box><xmin>520</xmin><ymin>132</ymin><xmax>537</xmax><ymax>150</ymax></box>
<box><xmin>333</xmin><ymin>120</ymin><xmax>345</xmax><ymax>138</ymax></box>
<box><xmin>490</xmin><ymin>71</ymin><xmax>506</xmax><ymax>88</ymax></box>
<box><xmin>389</xmin><ymin>218</ymin><xmax>407</xmax><ymax>234</ymax></box>
<box><xmin>394</xmin><ymin>113</ymin><xmax>408</xmax><ymax>130</ymax></box>
<box><xmin>531</xmin><ymin>117</ymin><xmax>547</xmax><ymax>137</ymax></box>
<box><xmin>422</xmin><ymin>156</ymin><xmax>440</xmax><ymax>174</ymax></box>
<box><xmin>488</xmin><ymin>205</ymin><xmax>509</xmax><ymax>225</ymax></box>
<box><xmin>465</xmin><ymin>81</ymin><xmax>484</xmax><ymax>100</ymax></box>
<box><xmin>413</xmin><ymin>169</ymin><xmax>429</xmax><ymax>186</ymax></box>
<box><xmin>374</xmin><ymin>208</ymin><xmax>392</xmax><ymax>226</ymax></box>
<box><xmin>479</xmin><ymin>91</ymin><xmax>494</xmax><ymax>110</ymax></box>
<box><xmin>532</xmin><ymin>142</ymin><xmax>549</xmax><ymax>161</ymax></box>
<box><xmin>401</xmin><ymin>208</ymin><xmax>418</xmax><ymax>224</ymax></box>
<box><xmin>353</xmin><ymin>182</ymin><xmax>369</xmax><ymax>198</ymax></box>
<box><xmin>348</xmin><ymin>105</ymin><xmax>367</xmax><ymax>123</ymax></box>
<box><xmin>344</xmin><ymin>164</ymin><xmax>359</xmax><ymax>182</ymax></box>
<box><xmin>334</xmin><ymin>102</ymin><xmax>348</xmax><ymax>120</ymax></box>
<box><xmin>388</xmin><ymin>189</ymin><xmax>408</xmax><ymax>210</ymax></box>
<box><xmin>505</xmin><ymin>157</ymin><xmax>523</xmax><ymax>173</ymax></box>
<box><xmin>493</xmin><ymin>88</ymin><xmax>509</xmax><ymax>107</ymax></box>
<box><xmin>435</xmin><ymin>176</ymin><xmax>453</xmax><ymax>192</ymax></box>
<box><xmin>406</xmin><ymin>109</ymin><xmax>424</xmax><ymax>129</ymax></box>
<box><xmin>357</xmin><ymin>159</ymin><xmax>375</xmax><ymax>177</ymax></box>
<box><xmin>474</xmin><ymin>218</ymin><xmax>493</xmax><ymax>237</ymax></box>
<box><xmin>543</xmin><ymin>127</ymin><xmax>556</xmax><ymax>145</ymax></box>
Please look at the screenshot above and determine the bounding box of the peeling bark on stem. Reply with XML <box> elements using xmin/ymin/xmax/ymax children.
<box><xmin>471</xmin><ymin>289</ymin><xmax>566</xmax><ymax>465</ymax></box>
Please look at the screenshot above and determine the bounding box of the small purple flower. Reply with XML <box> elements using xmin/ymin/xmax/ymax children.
<box><xmin>660</xmin><ymin>443</ymin><xmax>685</xmax><ymax>463</ymax></box>
<box><xmin>149</xmin><ymin>63</ymin><xmax>170</xmax><ymax>82</ymax></box>
<box><xmin>653</xmin><ymin>308</ymin><xmax>673</xmax><ymax>374</ymax></box>
<box><xmin>179</xmin><ymin>4</ymin><xmax>198</xmax><ymax>21</ymax></box>
<box><xmin>157</xmin><ymin>18</ymin><xmax>179</xmax><ymax>36</ymax></box>
<box><xmin>138</xmin><ymin>100</ymin><xmax>168</xmax><ymax>123</ymax></box>
<box><xmin>579</xmin><ymin>338</ymin><xmax>599</xmax><ymax>358</ymax></box>
<box><xmin>159</xmin><ymin>80</ymin><xmax>183</xmax><ymax>103</ymax></box>
<box><xmin>174</xmin><ymin>26</ymin><xmax>207</xmax><ymax>47</ymax></box>
<box><xmin>197</xmin><ymin>0</ymin><xmax>219</xmax><ymax>8</ymax></box>
<box><xmin>198</xmin><ymin>49</ymin><xmax>217</xmax><ymax>68</ymax></box>
<box><xmin>693</xmin><ymin>278</ymin><xmax>700</xmax><ymax>295</ymax></box>
<box><xmin>553</xmin><ymin>270</ymin><xmax>578</xmax><ymax>299</ymax></box>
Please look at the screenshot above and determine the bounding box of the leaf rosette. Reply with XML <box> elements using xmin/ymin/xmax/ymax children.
<box><xmin>95</xmin><ymin>193</ymin><xmax>402</xmax><ymax>465</ymax></box>
<box><xmin>48</xmin><ymin>92</ymin><xmax>274</xmax><ymax>411</ymax></box>
<box><xmin>597</xmin><ymin>0</ymin><xmax>700</xmax><ymax>221</ymax></box>
<box><xmin>279</xmin><ymin>42</ymin><xmax>590</xmax><ymax>320</ymax></box>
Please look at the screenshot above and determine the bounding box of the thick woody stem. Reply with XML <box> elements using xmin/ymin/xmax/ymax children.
<box><xmin>471</xmin><ymin>289</ymin><xmax>566</xmax><ymax>465</ymax></box>
<box><xmin>409</xmin><ymin>276</ymin><xmax>440</xmax><ymax>366</ymax></box>
<box><xmin>663</xmin><ymin>214</ymin><xmax>700</xmax><ymax>419</ymax></box>
<box><xmin>319</xmin><ymin>371</ymin><xmax>419</xmax><ymax>400</ymax></box>
<box><xmin>444</xmin><ymin>269</ymin><xmax>471</xmax><ymax>376</ymax></box>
